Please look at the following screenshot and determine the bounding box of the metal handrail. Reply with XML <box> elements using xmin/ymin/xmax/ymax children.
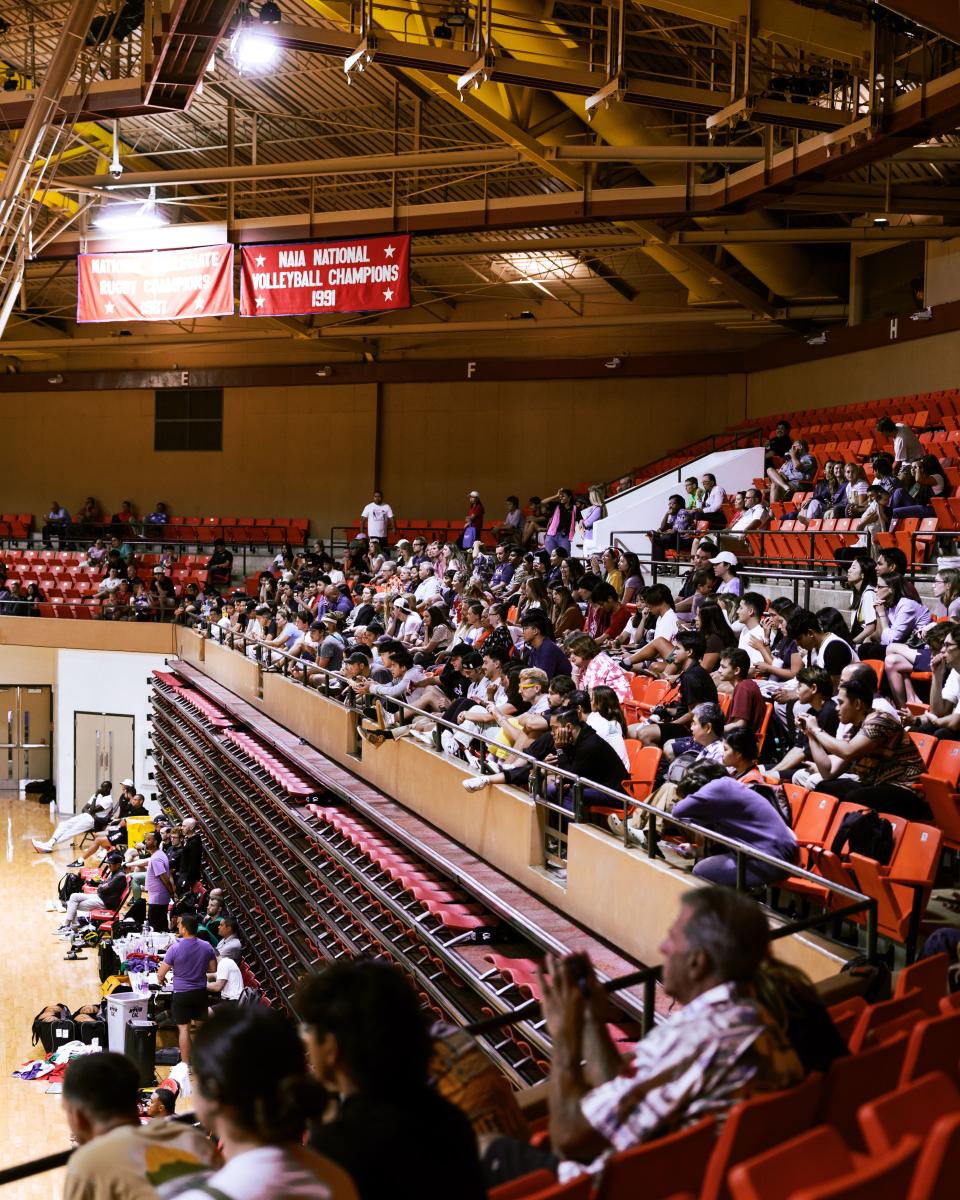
<box><xmin>198</xmin><ymin>623</ymin><xmax>878</xmax><ymax>956</ymax></box>
<box><xmin>597</xmin><ymin>427</ymin><xmax>767</xmax><ymax>501</ymax></box>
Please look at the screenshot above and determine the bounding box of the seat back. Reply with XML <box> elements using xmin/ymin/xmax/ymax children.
<box><xmin>849</xmin><ymin>993</ymin><xmax>925</xmax><ymax>1053</ymax></box>
<box><xmin>700</xmin><ymin>1074</ymin><xmax>822</xmax><ymax>1200</ymax></box>
<box><xmin>488</xmin><ymin>1171</ymin><xmax>558</xmax><ymax>1200</ymax></box>
<box><xmin>901</xmin><ymin>1010</ymin><xmax>960</xmax><ymax>1088</ymax></box>
<box><xmin>790</xmin><ymin>1136</ymin><xmax>920</xmax><ymax>1200</ymax></box>
<box><xmin>594</xmin><ymin>1116</ymin><xmax>716</xmax><ymax>1200</ymax></box>
<box><xmin>908</xmin><ymin>731</ymin><xmax>937</xmax><ymax>767</ymax></box>
<box><xmin>817</xmin><ymin>1034</ymin><xmax>909</xmax><ymax>1147</ymax></box>
<box><xmin>893</xmin><ymin>953</ymin><xmax>950</xmax><ymax>1016</ymax></box>
<box><xmin>727</xmin><ymin>1125</ymin><xmax>853</xmax><ymax>1200</ymax></box>
<box><xmin>858</xmin><ymin>1070</ymin><xmax>960</xmax><ymax>1155</ymax></box>
<box><xmin>793</xmin><ymin>792</ymin><xmax>838</xmax><ymax>847</ymax></box>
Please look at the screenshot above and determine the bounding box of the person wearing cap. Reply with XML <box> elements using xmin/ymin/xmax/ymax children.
<box><xmin>459</xmin><ymin>490</ymin><xmax>485</xmax><ymax>550</ymax></box>
<box><xmin>710</xmin><ymin>551</ymin><xmax>743</xmax><ymax>597</ymax></box>
<box><xmin>57</xmin><ymin>850</ymin><xmax>127</xmax><ymax>932</ymax></box>
<box><xmin>391</xmin><ymin>596</ymin><xmax>423</xmax><ymax>646</ymax></box>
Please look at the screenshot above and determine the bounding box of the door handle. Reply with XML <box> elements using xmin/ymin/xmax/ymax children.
<box><xmin>95</xmin><ymin>729</ymin><xmax>101</xmax><ymax>788</ymax></box>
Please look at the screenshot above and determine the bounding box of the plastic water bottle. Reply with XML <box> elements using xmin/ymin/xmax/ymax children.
<box><xmin>142</xmin><ymin>920</ymin><xmax>152</xmax><ymax>953</ymax></box>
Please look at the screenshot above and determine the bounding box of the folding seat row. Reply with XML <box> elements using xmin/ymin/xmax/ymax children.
<box><xmin>168</xmin><ymin>685</ymin><xmax>235</xmax><ymax>730</ymax></box>
<box><xmin>222</xmin><ymin>729</ymin><xmax>317</xmax><ymax>798</ymax></box>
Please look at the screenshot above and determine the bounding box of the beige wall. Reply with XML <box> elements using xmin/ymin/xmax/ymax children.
<box><xmin>3</xmin><ymin>373</ymin><xmax>737</xmax><ymax>529</ymax></box>
<box><xmin>745</xmin><ymin>327</ymin><xmax>960</xmax><ymax>419</ymax></box>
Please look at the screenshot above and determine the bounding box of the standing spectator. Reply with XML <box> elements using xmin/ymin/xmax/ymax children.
<box><xmin>876</xmin><ymin>415</ymin><xmax>923</xmax><ymax>472</ymax></box>
<box><xmin>361</xmin><ymin>490</ymin><xmax>396</xmax><ymax>543</ymax></box>
<box><xmin>156</xmin><ymin>913</ymin><xmax>217</xmax><ymax>1067</ymax></box>
<box><xmin>542</xmin><ymin>488</ymin><xmax>578</xmax><ymax>554</ymax></box>
<box><xmin>578</xmin><ymin>487</ymin><xmax>606</xmax><ymax>552</ymax></box>
<box><xmin>460</xmin><ymin>490</ymin><xmax>485</xmax><ymax>549</ymax></box>
<box><xmin>177</xmin><ymin>817</ymin><xmax>203</xmax><ymax>891</ymax></box>
<box><xmin>298</xmin><ymin>960</ymin><xmax>484</xmax><ymax>1200</ymax></box>
<box><xmin>144</xmin><ymin>829</ymin><xmax>176</xmax><ymax>932</ymax></box>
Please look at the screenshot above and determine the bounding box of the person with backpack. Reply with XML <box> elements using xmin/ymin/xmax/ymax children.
<box><xmin>56</xmin><ymin>851</ymin><xmax>127</xmax><ymax>934</ymax></box>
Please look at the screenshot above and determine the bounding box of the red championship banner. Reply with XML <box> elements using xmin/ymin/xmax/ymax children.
<box><xmin>77</xmin><ymin>244</ymin><xmax>234</xmax><ymax>323</ymax></box>
<box><xmin>240</xmin><ymin>234</ymin><xmax>411</xmax><ymax>318</ymax></box>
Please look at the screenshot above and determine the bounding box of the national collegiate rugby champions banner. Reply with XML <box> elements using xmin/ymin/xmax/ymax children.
<box><xmin>76</xmin><ymin>234</ymin><xmax>412</xmax><ymax>323</ymax></box>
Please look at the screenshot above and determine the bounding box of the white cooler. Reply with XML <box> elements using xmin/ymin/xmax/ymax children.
<box><xmin>106</xmin><ymin>992</ymin><xmax>150</xmax><ymax>1053</ymax></box>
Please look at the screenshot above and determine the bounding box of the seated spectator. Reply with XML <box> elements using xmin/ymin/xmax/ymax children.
<box><xmin>178</xmin><ymin>1006</ymin><xmax>359</xmax><ymax>1200</ymax></box>
<box><xmin>584</xmin><ymin>685</ymin><xmax>630</xmax><ymax>769</ymax></box>
<box><xmin>56</xmin><ymin>850</ymin><xmax>127</xmax><ymax>933</ymax></box>
<box><xmin>767</xmin><ymin>439</ymin><xmax>816</xmax><ymax>502</ymax></box>
<box><xmin>710</xmin><ymin>551</ymin><xmax>742</xmax><ymax>597</ymax></box>
<box><xmin>720</xmin><ymin>728</ymin><xmax>766</xmax><ymax>784</ymax></box>
<box><xmin>720</xmin><ymin>487</ymin><xmax>769</xmax><ymax>550</ymax></box>
<box><xmin>901</xmin><ymin>622</ymin><xmax>960</xmax><ymax>741</ymax></box>
<box><xmin>548</xmin><ymin>706</ymin><xmax>628</xmax><ymax>812</ymax></box>
<box><xmin>766</xmin><ymin>666</ymin><xmax>838</xmax><ymax>782</ymax></box>
<box><xmin>787</xmin><ymin>610</ymin><xmax>857</xmax><ymax>687</ymax></box>
<box><xmin>62</xmin><ymin>1052</ymin><xmax>214</xmax><ymax>1197</ymax></box>
<box><xmin>870</xmin><ymin>573</ymin><xmax>933</xmax><ymax>657</ymax></box>
<box><xmin>876</xmin><ymin>414</ymin><xmax>922</xmax><ymax>472</ymax></box>
<box><xmin>520</xmin><ymin>609</ymin><xmax>572</xmax><ymax>677</ymax></box>
<box><xmin>42</xmin><ymin>499</ymin><xmax>71</xmax><ymax>547</ymax></box>
<box><xmin>765</xmin><ymin>419</ymin><xmax>792</xmax><ymax>463</ymax></box>
<box><xmin>617</xmin><ymin>552</ymin><xmax>645</xmax><ymax>604</ymax></box>
<box><xmin>549</xmin><ymin>584</ymin><xmax>585</xmax><ymax>639</ymax></box>
<box><xmin>32</xmin><ymin>780</ymin><xmax>114</xmax><ymax>854</ymax></box>
<box><xmin>847</xmin><ymin>558</ymin><xmax>878</xmax><ymax>645</ymax></box>
<box><xmin>690</xmin><ymin>472</ymin><xmax>727</xmax><ymax>528</ymax></box>
<box><xmin>876</xmin><ymin>544</ymin><xmax>921</xmax><ymax>601</ymax></box>
<box><xmin>208</xmin><ymin>538</ymin><xmax>234</xmax><ymax>585</ymax></box>
<box><xmin>624</xmin><ymin>585</ymin><xmax>678</xmax><ymax>667</ymax></box>
<box><xmin>634</xmin><ymin>631</ymin><xmax>717</xmax><ymax>746</ymax></box>
<box><xmin>649</xmin><ymin>494</ymin><xmax>695</xmax><ymax>562</ymax></box>
<box><xmin>206</xmin><ymin>947</ymin><xmax>245</xmax><ymax>1013</ymax></box>
<box><xmin>672</xmin><ymin>760</ymin><xmax>797</xmax><ymax>886</ymax></box>
<box><xmin>591</xmin><ymin>582</ymin><xmax>630</xmax><ymax>646</ymax></box>
<box><xmin>718</xmin><ymin>649</ymin><xmax>766</xmax><ymax>737</ymax></box>
<box><xmin>568</xmin><ymin>634</ymin><xmax>631</xmax><ymax>703</ymax></box>
<box><xmin>734</xmin><ymin>591</ymin><xmax>768</xmax><ymax>668</ymax></box>
<box><xmin>675</xmin><ymin>542</ymin><xmax>717</xmax><ymax>619</ymax></box>
<box><xmin>502</xmin><ymin>495</ymin><xmax>524</xmax><ymax>540</ymax></box>
<box><xmin>145</xmin><ymin>501</ymin><xmax>169</xmax><ymax>525</ymax></box>
<box><xmin>482</xmin><ymin>888</ymin><xmax>802</xmax><ymax>1186</ymax></box>
<box><xmin>829</xmin><ymin>461</ymin><xmax>868</xmax><ymax>519</ymax></box>
<box><xmin>800</xmin><ymin>677</ymin><xmax>930</xmax><ymax>819</ymax></box>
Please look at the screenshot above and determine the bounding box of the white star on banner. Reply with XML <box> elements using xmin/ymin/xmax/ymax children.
<box><xmin>104</xmin><ymin>301</ymin><xmax>115</xmax><ymax>314</ymax></box>
<box><xmin>383</xmin><ymin>287</ymin><xmax>394</xmax><ymax>301</ymax></box>
<box><xmin>383</xmin><ymin>244</ymin><xmax>395</xmax><ymax>258</ymax></box>
<box><xmin>193</xmin><ymin>297</ymin><xmax>205</xmax><ymax>310</ymax></box>
<box><xmin>255</xmin><ymin>295</ymin><xmax>265</xmax><ymax>308</ymax></box>
<box><xmin>255</xmin><ymin>254</ymin><xmax>266</xmax><ymax>267</ymax></box>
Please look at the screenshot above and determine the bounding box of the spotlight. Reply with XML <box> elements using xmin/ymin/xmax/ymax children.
<box><xmin>3</xmin><ymin>67</ymin><xmax>17</xmax><ymax>92</ymax></box>
<box><xmin>433</xmin><ymin>21</ymin><xmax>452</xmax><ymax>38</ymax></box>
<box><xmin>94</xmin><ymin>188</ymin><xmax>168</xmax><ymax>232</ymax></box>
<box><xmin>232</xmin><ymin>26</ymin><xmax>279</xmax><ymax>71</ymax></box>
<box><xmin>873</xmin><ymin>216</ymin><xmax>890</xmax><ymax>228</ymax></box>
<box><xmin>258</xmin><ymin>0</ymin><xmax>281</xmax><ymax>24</ymax></box>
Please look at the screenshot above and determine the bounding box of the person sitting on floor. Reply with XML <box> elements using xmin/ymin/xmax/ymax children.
<box><xmin>480</xmin><ymin>888</ymin><xmax>803</xmax><ymax>1187</ymax></box>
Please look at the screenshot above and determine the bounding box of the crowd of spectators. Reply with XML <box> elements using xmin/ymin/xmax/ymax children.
<box><xmin>57</xmin><ymin>889</ymin><xmax>849</xmax><ymax>1199</ymax></box>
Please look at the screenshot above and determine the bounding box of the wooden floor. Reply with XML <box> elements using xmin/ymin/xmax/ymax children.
<box><xmin>0</xmin><ymin>795</ymin><xmax>102</xmax><ymax>1198</ymax></box>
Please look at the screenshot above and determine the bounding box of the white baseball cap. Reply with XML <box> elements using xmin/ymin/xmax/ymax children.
<box><xmin>709</xmin><ymin>551</ymin><xmax>738</xmax><ymax>567</ymax></box>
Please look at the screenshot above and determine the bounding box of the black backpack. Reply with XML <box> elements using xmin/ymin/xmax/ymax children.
<box><xmin>58</xmin><ymin>872</ymin><xmax>83</xmax><ymax>904</ymax></box>
<box><xmin>830</xmin><ymin>809</ymin><xmax>895</xmax><ymax>865</ymax></box>
<box><xmin>31</xmin><ymin>1003</ymin><xmax>75</xmax><ymax>1054</ymax></box>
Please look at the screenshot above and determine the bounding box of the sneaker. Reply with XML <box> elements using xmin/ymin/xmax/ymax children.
<box><xmin>440</xmin><ymin>731</ymin><xmax>463</xmax><ymax>758</ymax></box>
<box><xmin>67</xmin><ymin>859</ymin><xmax>84</xmax><ymax>868</ymax></box>
<box><xmin>607</xmin><ymin>814</ymin><xmax>624</xmax><ymax>836</ymax></box>
<box><xmin>31</xmin><ymin>839</ymin><xmax>52</xmax><ymax>854</ymax></box>
<box><xmin>462</xmin><ymin>776</ymin><xmax>489</xmax><ymax>793</ymax></box>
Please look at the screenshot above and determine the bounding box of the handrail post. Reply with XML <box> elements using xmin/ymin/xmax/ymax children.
<box><xmin>866</xmin><ymin>901</ymin><xmax>878</xmax><ymax>960</ymax></box>
<box><xmin>735</xmin><ymin>849</ymin><xmax>746</xmax><ymax>891</ymax></box>
<box><xmin>642</xmin><ymin>973</ymin><xmax>656</xmax><ymax>1037</ymax></box>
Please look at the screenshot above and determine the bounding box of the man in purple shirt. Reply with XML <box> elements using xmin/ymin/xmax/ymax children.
<box><xmin>521</xmin><ymin>610</ymin><xmax>572</xmax><ymax>677</ymax></box>
<box><xmin>672</xmin><ymin>760</ymin><xmax>797</xmax><ymax>887</ymax></box>
<box><xmin>157</xmin><ymin>913</ymin><xmax>216</xmax><ymax>1066</ymax></box>
<box><xmin>144</xmin><ymin>830</ymin><xmax>176</xmax><ymax>932</ymax></box>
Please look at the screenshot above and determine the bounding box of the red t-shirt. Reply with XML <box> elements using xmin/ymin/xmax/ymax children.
<box><xmin>605</xmin><ymin>607</ymin><xmax>631</xmax><ymax>641</ymax></box>
<box><xmin>729</xmin><ymin>678</ymin><xmax>766</xmax><ymax>734</ymax></box>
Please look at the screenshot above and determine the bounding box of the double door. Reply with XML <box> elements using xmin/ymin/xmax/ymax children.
<box><xmin>0</xmin><ymin>685</ymin><xmax>52</xmax><ymax>790</ymax></box>
<box><xmin>74</xmin><ymin>712</ymin><xmax>135</xmax><ymax>805</ymax></box>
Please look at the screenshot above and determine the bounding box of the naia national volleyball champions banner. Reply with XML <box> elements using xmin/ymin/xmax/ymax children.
<box><xmin>240</xmin><ymin>234</ymin><xmax>411</xmax><ymax>318</ymax></box>
<box><xmin>77</xmin><ymin>244</ymin><xmax>234</xmax><ymax>323</ymax></box>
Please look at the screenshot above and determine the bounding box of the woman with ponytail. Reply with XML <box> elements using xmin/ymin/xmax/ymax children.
<box><xmin>177</xmin><ymin>1006</ymin><xmax>358</xmax><ymax>1199</ymax></box>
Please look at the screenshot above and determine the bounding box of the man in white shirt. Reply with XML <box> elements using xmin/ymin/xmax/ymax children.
<box><xmin>736</xmin><ymin>592</ymin><xmax>769</xmax><ymax>667</ymax></box>
<box><xmin>413</xmin><ymin>562</ymin><xmax>442</xmax><ymax>607</ymax></box>
<box><xmin>730</xmin><ymin>488</ymin><xmax>769</xmax><ymax>534</ymax></box>
<box><xmin>207</xmin><ymin>951</ymin><xmax>244</xmax><ymax>1012</ymax></box>
<box><xmin>33</xmin><ymin>781</ymin><xmax>115</xmax><ymax>853</ymax></box>
<box><xmin>876</xmin><ymin>416</ymin><xmax>922</xmax><ymax>472</ymax></box>
<box><xmin>361</xmin><ymin>491</ymin><xmax>396</xmax><ymax>542</ymax></box>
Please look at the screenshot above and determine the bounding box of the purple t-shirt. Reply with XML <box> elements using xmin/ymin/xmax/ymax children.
<box><xmin>163</xmin><ymin>936</ymin><xmax>215</xmax><ymax>992</ymax></box>
<box><xmin>146</xmin><ymin>848</ymin><xmax>172</xmax><ymax>905</ymax></box>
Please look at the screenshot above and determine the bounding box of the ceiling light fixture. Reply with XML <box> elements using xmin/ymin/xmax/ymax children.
<box><xmin>93</xmin><ymin>186</ymin><xmax>168</xmax><ymax>233</ymax></box>
<box><xmin>873</xmin><ymin>216</ymin><xmax>890</xmax><ymax>228</ymax></box>
<box><xmin>258</xmin><ymin>0</ymin><xmax>281</xmax><ymax>23</ymax></box>
<box><xmin>108</xmin><ymin>119</ymin><xmax>122</xmax><ymax>178</ymax></box>
<box><xmin>344</xmin><ymin>35</ymin><xmax>376</xmax><ymax>80</ymax></box>
<box><xmin>231</xmin><ymin>24</ymin><xmax>279</xmax><ymax>72</ymax></box>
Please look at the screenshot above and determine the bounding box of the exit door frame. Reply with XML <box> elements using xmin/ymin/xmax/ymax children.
<box><xmin>74</xmin><ymin>710</ymin><xmax>136</xmax><ymax>805</ymax></box>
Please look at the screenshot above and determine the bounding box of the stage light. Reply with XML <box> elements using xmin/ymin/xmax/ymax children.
<box><xmin>232</xmin><ymin>26</ymin><xmax>278</xmax><ymax>71</ymax></box>
<box><xmin>93</xmin><ymin>189</ymin><xmax>168</xmax><ymax>233</ymax></box>
<box><xmin>259</xmin><ymin>1</ymin><xmax>281</xmax><ymax>24</ymax></box>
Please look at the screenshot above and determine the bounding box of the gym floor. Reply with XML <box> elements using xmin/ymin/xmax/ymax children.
<box><xmin>0</xmin><ymin>795</ymin><xmax>101</xmax><ymax>1198</ymax></box>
